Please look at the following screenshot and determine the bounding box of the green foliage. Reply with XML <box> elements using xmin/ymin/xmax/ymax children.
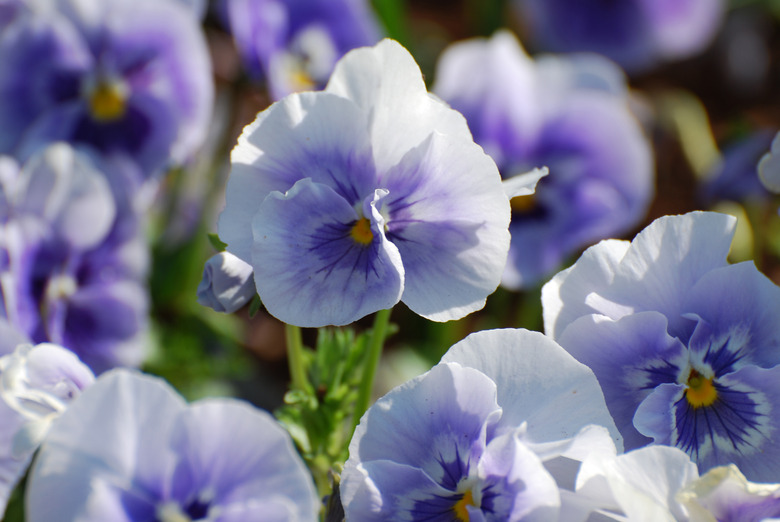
<box><xmin>275</xmin><ymin>326</ymin><xmax>376</xmax><ymax>494</ymax></box>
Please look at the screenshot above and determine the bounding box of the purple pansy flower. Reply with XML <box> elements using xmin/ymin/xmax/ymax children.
<box><xmin>0</xmin><ymin>341</ymin><xmax>93</xmax><ymax>518</ymax></box>
<box><xmin>700</xmin><ymin>129</ymin><xmax>776</xmax><ymax>205</ymax></box>
<box><xmin>25</xmin><ymin>369</ymin><xmax>320</xmax><ymax>521</ymax></box>
<box><xmin>434</xmin><ymin>31</ymin><xmax>653</xmax><ymax>289</ymax></box>
<box><xmin>222</xmin><ymin>0</ymin><xmax>381</xmax><ymax>99</ymax></box>
<box><xmin>543</xmin><ymin>212</ymin><xmax>780</xmax><ymax>482</ymax></box>
<box><xmin>341</xmin><ymin>328</ymin><xmax>622</xmax><ymax>520</ymax></box>
<box><xmin>513</xmin><ymin>0</ymin><xmax>726</xmax><ymax>73</ymax></box>
<box><xmin>0</xmin><ymin>144</ymin><xmax>149</xmax><ymax>373</ymax></box>
<box><xmin>218</xmin><ymin>39</ymin><xmax>521</xmax><ymax>327</ymax></box>
<box><xmin>0</xmin><ymin>0</ymin><xmax>213</xmax><ymax>176</ymax></box>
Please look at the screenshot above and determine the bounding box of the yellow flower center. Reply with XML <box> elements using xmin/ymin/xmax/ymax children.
<box><xmin>350</xmin><ymin>217</ymin><xmax>374</xmax><ymax>245</ymax></box>
<box><xmin>89</xmin><ymin>81</ymin><xmax>127</xmax><ymax>121</ymax></box>
<box><xmin>453</xmin><ymin>490</ymin><xmax>476</xmax><ymax>521</ymax></box>
<box><xmin>686</xmin><ymin>370</ymin><xmax>718</xmax><ymax>408</ymax></box>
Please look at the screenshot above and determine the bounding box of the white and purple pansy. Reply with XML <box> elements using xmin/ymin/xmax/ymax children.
<box><xmin>543</xmin><ymin>211</ymin><xmax>780</xmax><ymax>482</ymax></box>
<box><xmin>218</xmin><ymin>39</ymin><xmax>531</xmax><ymax>327</ymax></box>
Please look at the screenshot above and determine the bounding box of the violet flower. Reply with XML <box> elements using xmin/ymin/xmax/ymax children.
<box><xmin>0</xmin><ymin>341</ymin><xmax>93</xmax><ymax>518</ymax></box>
<box><xmin>543</xmin><ymin>212</ymin><xmax>780</xmax><ymax>482</ymax></box>
<box><xmin>513</xmin><ymin>0</ymin><xmax>726</xmax><ymax>73</ymax></box>
<box><xmin>0</xmin><ymin>144</ymin><xmax>149</xmax><ymax>373</ymax></box>
<box><xmin>218</xmin><ymin>39</ymin><xmax>522</xmax><ymax>327</ymax></box>
<box><xmin>222</xmin><ymin>0</ymin><xmax>381</xmax><ymax>99</ymax></box>
<box><xmin>0</xmin><ymin>0</ymin><xmax>213</xmax><ymax>176</ymax></box>
<box><xmin>25</xmin><ymin>369</ymin><xmax>319</xmax><ymax>521</ymax></box>
<box><xmin>341</xmin><ymin>328</ymin><xmax>622</xmax><ymax>520</ymax></box>
<box><xmin>434</xmin><ymin>31</ymin><xmax>653</xmax><ymax>289</ymax></box>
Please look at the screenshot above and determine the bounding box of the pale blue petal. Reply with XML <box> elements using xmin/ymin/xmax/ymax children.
<box><xmin>557</xmin><ymin>312</ymin><xmax>688</xmax><ymax>450</ymax></box>
<box><xmin>220</xmin><ymin>92</ymin><xmax>375</xmax><ymax>263</ymax></box>
<box><xmin>251</xmin><ymin>178</ymin><xmax>403</xmax><ymax>326</ymax></box>
<box><xmin>441</xmin><ymin>329</ymin><xmax>622</xmax><ymax>451</ymax></box>
<box><xmin>168</xmin><ymin>399</ymin><xmax>318</xmax><ymax>521</ymax></box>
<box><xmin>26</xmin><ymin>370</ymin><xmax>185</xmax><ymax>522</ymax></box>
<box><xmin>477</xmin><ymin>431</ymin><xmax>560</xmax><ymax>521</ymax></box>
<box><xmin>326</xmin><ymin>39</ymin><xmax>473</xmax><ymax>174</ymax></box>
<box><xmin>575</xmin><ymin>445</ymin><xmax>699</xmax><ymax>522</ymax></box>
<box><xmin>382</xmin><ymin>132</ymin><xmax>510</xmax><ymax>322</ymax></box>
<box><xmin>598</xmin><ymin>212</ymin><xmax>736</xmax><ymax>339</ymax></box>
<box><xmin>347</xmin><ymin>363</ymin><xmax>501</xmax><ymax>492</ymax></box>
<box><xmin>684</xmin><ymin>262</ymin><xmax>780</xmax><ymax>370</ymax></box>
<box><xmin>542</xmin><ymin>238</ymin><xmax>629</xmax><ymax>339</ymax></box>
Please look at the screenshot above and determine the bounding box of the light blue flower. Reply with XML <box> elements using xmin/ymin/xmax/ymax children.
<box><xmin>543</xmin><ymin>212</ymin><xmax>780</xmax><ymax>482</ymax></box>
<box><xmin>0</xmin><ymin>341</ymin><xmax>93</xmax><ymax>519</ymax></box>
<box><xmin>0</xmin><ymin>144</ymin><xmax>149</xmax><ymax>373</ymax></box>
<box><xmin>25</xmin><ymin>369</ymin><xmax>319</xmax><ymax>521</ymax></box>
<box><xmin>218</xmin><ymin>39</ymin><xmax>521</xmax><ymax>327</ymax></box>
<box><xmin>221</xmin><ymin>0</ymin><xmax>381</xmax><ymax>99</ymax></box>
<box><xmin>513</xmin><ymin>0</ymin><xmax>726</xmax><ymax>73</ymax></box>
<box><xmin>434</xmin><ymin>31</ymin><xmax>653</xmax><ymax>289</ymax></box>
<box><xmin>0</xmin><ymin>0</ymin><xmax>213</xmax><ymax>176</ymax></box>
<box><xmin>341</xmin><ymin>328</ymin><xmax>622</xmax><ymax>521</ymax></box>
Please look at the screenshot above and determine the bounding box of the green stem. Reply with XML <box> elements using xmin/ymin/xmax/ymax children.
<box><xmin>285</xmin><ymin>324</ymin><xmax>309</xmax><ymax>391</ymax></box>
<box><xmin>351</xmin><ymin>308</ymin><xmax>392</xmax><ymax>434</ymax></box>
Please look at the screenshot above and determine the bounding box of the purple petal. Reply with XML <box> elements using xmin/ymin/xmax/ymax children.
<box><xmin>251</xmin><ymin>178</ymin><xmax>403</xmax><ymax>326</ymax></box>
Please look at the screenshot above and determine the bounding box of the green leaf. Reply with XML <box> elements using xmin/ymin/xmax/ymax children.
<box><xmin>207</xmin><ymin>233</ymin><xmax>228</xmax><ymax>251</ymax></box>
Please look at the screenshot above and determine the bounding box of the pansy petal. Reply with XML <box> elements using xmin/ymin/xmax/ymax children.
<box><xmin>326</xmin><ymin>39</ymin><xmax>473</xmax><ymax>173</ymax></box>
<box><xmin>558</xmin><ymin>312</ymin><xmax>688</xmax><ymax>450</ymax></box>
<box><xmin>441</xmin><ymin>328</ymin><xmax>622</xmax><ymax>450</ymax></box>
<box><xmin>636</xmin><ymin>366</ymin><xmax>780</xmax><ymax>482</ymax></box>
<box><xmin>678</xmin><ymin>464</ymin><xmax>780</xmax><ymax>522</ymax></box>
<box><xmin>220</xmin><ymin>92</ymin><xmax>375</xmax><ymax>263</ymax></box>
<box><xmin>251</xmin><ymin>178</ymin><xmax>403</xmax><ymax>326</ymax></box>
<box><xmin>575</xmin><ymin>445</ymin><xmax>698</xmax><ymax>522</ymax></box>
<box><xmin>343</xmin><ymin>459</ymin><xmax>463</xmax><ymax>521</ymax></box>
<box><xmin>383</xmin><ymin>131</ymin><xmax>510</xmax><ymax>321</ymax></box>
<box><xmin>477</xmin><ymin>431</ymin><xmax>560</xmax><ymax>521</ymax></box>
<box><xmin>684</xmin><ymin>262</ymin><xmax>780</xmax><ymax>370</ymax></box>
<box><xmin>168</xmin><ymin>399</ymin><xmax>318</xmax><ymax>521</ymax></box>
<box><xmin>26</xmin><ymin>370</ymin><xmax>185</xmax><ymax>522</ymax></box>
<box><xmin>348</xmin><ymin>362</ymin><xmax>501</xmax><ymax>492</ymax></box>
<box><xmin>542</xmin><ymin>238</ymin><xmax>629</xmax><ymax>339</ymax></box>
<box><xmin>599</xmin><ymin>212</ymin><xmax>735</xmax><ymax>339</ymax></box>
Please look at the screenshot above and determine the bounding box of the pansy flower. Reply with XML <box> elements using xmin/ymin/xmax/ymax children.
<box><xmin>222</xmin><ymin>0</ymin><xmax>381</xmax><ymax>99</ymax></box>
<box><xmin>0</xmin><ymin>0</ymin><xmax>213</xmax><ymax>176</ymax></box>
<box><xmin>543</xmin><ymin>212</ymin><xmax>780</xmax><ymax>481</ymax></box>
<box><xmin>513</xmin><ymin>0</ymin><xmax>725</xmax><ymax>73</ymax></box>
<box><xmin>25</xmin><ymin>369</ymin><xmax>320</xmax><ymax>521</ymax></box>
<box><xmin>0</xmin><ymin>341</ymin><xmax>93</xmax><ymax>518</ymax></box>
<box><xmin>218</xmin><ymin>39</ymin><xmax>523</xmax><ymax>327</ymax></box>
<box><xmin>0</xmin><ymin>144</ymin><xmax>148</xmax><ymax>373</ymax></box>
<box><xmin>434</xmin><ymin>31</ymin><xmax>653</xmax><ymax>289</ymax></box>
<box><xmin>341</xmin><ymin>328</ymin><xmax>622</xmax><ymax>520</ymax></box>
